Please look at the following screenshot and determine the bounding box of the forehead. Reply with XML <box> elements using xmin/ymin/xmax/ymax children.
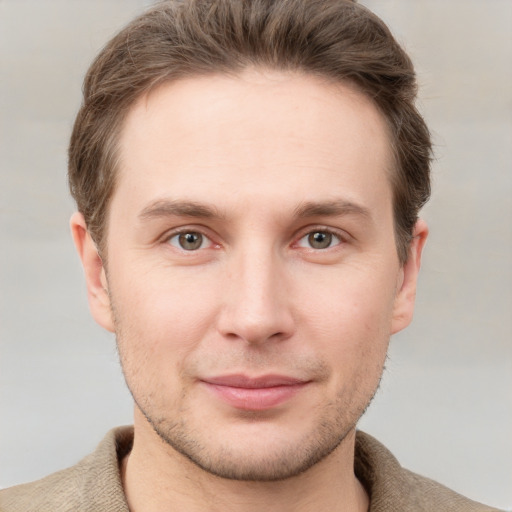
<box><xmin>113</xmin><ymin>69</ymin><xmax>393</xmax><ymax>218</ymax></box>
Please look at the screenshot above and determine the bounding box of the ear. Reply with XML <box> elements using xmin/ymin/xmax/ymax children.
<box><xmin>391</xmin><ymin>219</ymin><xmax>429</xmax><ymax>335</ymax></box>
<box><xmin>70</xmin><ymin>212</ymin><xmax>115</xmax><ymax>332</ymax></box>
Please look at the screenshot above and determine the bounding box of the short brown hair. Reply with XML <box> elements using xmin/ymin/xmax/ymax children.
<box><xmin>68</xmin><ymin>0</ymin><xmax>431</xmax><ymax>263</ymax></box>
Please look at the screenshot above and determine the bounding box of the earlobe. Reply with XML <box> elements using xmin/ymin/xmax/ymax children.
<box><xmin>391</xmin><ymin>219</ymin><xmax>429</xmax><ymax>335</ymax></box>
<box><xmin>70</xmin><ymin>212</ymin><xmax>115</xmax><ymax>333</ymax></box>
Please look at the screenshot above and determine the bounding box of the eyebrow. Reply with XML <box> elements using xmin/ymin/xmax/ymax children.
<box><xmin>293</xmin><ymin>200</ymin><xmax>372</xmax><ymax>220</ymax></box>
<box><xmin>138</xmin><ymin>198</ymin><xmax>372</xmax><ymax>223</ymax></box>
<box><xmin>138</xmin><ymin>199</ymin><xmax>224</xmax><ymax>221</ymax></box>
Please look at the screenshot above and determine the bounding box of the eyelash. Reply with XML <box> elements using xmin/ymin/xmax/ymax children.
<box><xmin>294</xmin><ymin>228</ymin><xmax>346</xmax><ymax>250</ymax></box>
<box><xmin>164</xmin><ymin>228</ymin><xmax>218</xmax><ymax>252</ymax></box>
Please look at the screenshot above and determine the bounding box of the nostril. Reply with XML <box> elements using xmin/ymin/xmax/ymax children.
<box><xmin>217</xmin><ymin>309</ymin><xmax>295</xmax><ymax>345</ymax></box>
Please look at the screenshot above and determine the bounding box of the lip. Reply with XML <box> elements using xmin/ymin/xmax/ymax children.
<box><xmin>200</xmin><ymin>374</ymin><xmax>310</xmax><ymax>411</ymax></box>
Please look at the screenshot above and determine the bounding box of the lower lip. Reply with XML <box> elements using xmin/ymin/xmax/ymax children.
<box><xmin>203</xmin><ymin>382</ymin><xmax>308</xmax><ymax>411</ymax></box>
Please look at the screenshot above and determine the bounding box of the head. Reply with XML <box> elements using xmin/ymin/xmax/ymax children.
<box><xmin>69</xmin><ymin>0</ymin><xmax>431</xmax><ymax>265</ymax></box>
<box><xmin>70</xmin><ymin>0</ymin><xmax>431</xmax><ymax>482</ymax></box>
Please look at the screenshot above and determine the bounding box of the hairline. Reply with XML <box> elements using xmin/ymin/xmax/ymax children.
<box><xmin>94</xmin><ymin>68</ymin><xmax>406</xmax><ymax>264</ymax></box>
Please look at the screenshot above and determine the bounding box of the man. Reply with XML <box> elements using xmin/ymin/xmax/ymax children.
<box><xmin>0</xmin><ymin>1</ymin><xmax>503</xmax><ymax>511</ymax></box>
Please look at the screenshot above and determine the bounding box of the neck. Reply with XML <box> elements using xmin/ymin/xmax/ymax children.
<box><xmin>121</xmin><ymin>411</ymin><xmax>369</xmax><ymax>512</ymax></box>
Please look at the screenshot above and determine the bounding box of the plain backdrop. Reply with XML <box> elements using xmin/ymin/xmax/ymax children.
<box><xmin>1</xmin><ymin>1</ymin><xmax>511</xmax><ymax>509</ymax></box>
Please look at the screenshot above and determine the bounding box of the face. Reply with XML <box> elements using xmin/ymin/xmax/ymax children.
<box><xmin>73</xmin><ymin>70</ymin><xmax>426</xmax><ymax>481</ymax></box>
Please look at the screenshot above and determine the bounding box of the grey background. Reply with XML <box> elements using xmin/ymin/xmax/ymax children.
<box><xmin>1</xmin><ymin>0</ymin><xmax>511</xmax><ymax>509</ymax></box>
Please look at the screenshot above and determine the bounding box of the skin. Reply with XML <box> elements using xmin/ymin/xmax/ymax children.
<box><xmin>72</xmin><ymin>69</ymin><xmax>427</xmax><ymax>512</ymax></box>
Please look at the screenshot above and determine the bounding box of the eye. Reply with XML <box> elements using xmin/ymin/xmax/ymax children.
<box><xmin>297</xmin><ymin>230</ymin><xmax>342</xmax><ymax>250</ymax></box>
<box><xmin>168</xmin><ymin>231</ymin><xmax>210</xmax><ymax>251</ymax></box>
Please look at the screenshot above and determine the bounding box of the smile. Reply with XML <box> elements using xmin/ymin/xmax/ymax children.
<box><xmin>200</xmin><ymin>374</ymin><xmax>310</xmax><ymax>411</ymax></box>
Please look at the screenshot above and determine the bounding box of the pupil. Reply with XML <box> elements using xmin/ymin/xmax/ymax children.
<box><xmin>309</xmin><ymin>231</ymin><xmax>331</xmax><ymax>249</ymax></box>
<box><xmin>179</xmin><ymin>232</ymin><xmax>202</xmax><ymax>250</ymax></box>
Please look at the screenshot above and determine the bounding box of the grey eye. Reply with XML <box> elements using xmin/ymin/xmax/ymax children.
<box><xmin>169</xmin><ymin>232</ymin><xmax>205</xmax><ymax>250</ymax></box>
<box><xmin>308</xmin><ymin>231</ymin><xmax>333</xmax><ymax>249</ymax></box>
<box><xmin>297</xmin><ymin>230</ymin><xmax>341</xmax><ymax>250</ymax></box>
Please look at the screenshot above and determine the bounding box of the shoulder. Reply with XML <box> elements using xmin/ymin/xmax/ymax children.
<box><xmin>0</xmin><ymin>464</ymin><xmax>85</xmax><ymax>512</ymax></box>
<box><xmin>355</xmin><ymin>431</ymin><xmax>504</xmax><ymax>512</ymax></box>
<box><xmin>0</xmin><ymin>426</ymin><xmax>133</xmax><ymax>512</ymax></box>
<box><xmin>398</xmin><ymin>467</ymin><xmax>503</xmax><ymax>512</ymax></box>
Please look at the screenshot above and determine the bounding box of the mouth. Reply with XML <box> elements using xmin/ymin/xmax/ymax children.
<box><xmin>200</xmin><ymin>374</ymin><xmax>311</xmax><ymax>411</ymax></box>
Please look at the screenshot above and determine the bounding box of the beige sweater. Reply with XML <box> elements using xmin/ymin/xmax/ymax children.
<box><xmin>0</xmin><ymin>427</ymin><xmax>502</xmax><ymax>511</ymax></box>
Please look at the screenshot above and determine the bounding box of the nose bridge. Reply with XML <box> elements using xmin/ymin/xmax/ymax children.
<box><xmin>218</xmin><ymin>240</ymin><xmax>294</xmax><ymax>344</ymax></box>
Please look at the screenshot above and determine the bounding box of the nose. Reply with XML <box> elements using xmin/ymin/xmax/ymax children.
<box><xmin>216</xmin><ymin>245</ymin><xmax>296</xmax><ymax>345</ymax></box>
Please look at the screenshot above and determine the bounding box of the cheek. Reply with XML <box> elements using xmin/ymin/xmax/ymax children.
<box><xmin>301</xmin><ymin>262</ymin><xmax>398</xmax><ymax>331</ymax></box>
<box><xmin>109</xmin><ymin>262</ymin><xmax>222</xmax><ymax>373</ymax></box>
<box><xmin>297</xmin><ymin>263</ymin><xmax>397</xmax><ymax>370</ymax></box>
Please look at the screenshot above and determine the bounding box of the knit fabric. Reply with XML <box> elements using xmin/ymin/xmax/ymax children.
<box><xmin>354</xmin><ymin>432</ymin><xmax>502</xmax><ymax>511</ymax></box>
<box><xmin>0</xmin><ymin>427</ymin><xmax>132</xmax><ymax>512</ymax></box>
<box><xmin>0</xmin><ymin>427</ymin><xmax>502</xmax><ymax>511</ymax></box>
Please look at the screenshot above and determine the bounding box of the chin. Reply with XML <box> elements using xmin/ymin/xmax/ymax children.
<box><xmin>141</xmin><ymin>404</ymin><xmax>358</xmax><ymax>482</ymax></box>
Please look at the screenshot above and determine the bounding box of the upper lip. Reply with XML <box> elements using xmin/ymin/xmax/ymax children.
<box><xmin>201</xmin><ymin>374</ymin><xmax>308</xmax><ymax>389</ymax></box>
